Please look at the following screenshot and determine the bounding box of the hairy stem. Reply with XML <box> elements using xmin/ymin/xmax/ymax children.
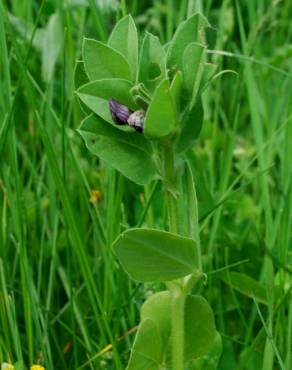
<box><xmin>171</xmin><ymin>290</ymin><xmax>185</xmax><ymax>370</ymax></box>
<box><xmin>163</xmin><ymin>143</ymin><xmax>178</xmax><ymax>233</ymax></box>
<box><xmin>162</xmin><ymin>143</ymin><xmax>185</xmax><ymax>369</ymax></box>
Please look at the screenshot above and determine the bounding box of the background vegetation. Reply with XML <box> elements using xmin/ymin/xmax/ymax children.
<box><xmin>0</xmin><ymin>0</ymin><xmax>291</xmax><ymax>369</ymax></box>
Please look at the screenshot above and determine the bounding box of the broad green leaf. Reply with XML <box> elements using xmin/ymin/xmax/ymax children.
<box><xmin>182</xmin><ymin>42</ymin><xmax>205</xmax><ymax>98</ymax></box>
<box><xmin>140</xmin><ymin>292</ymin><xmax>217</xmax><ymax>364</ymax></box>
<box><xmin>176</xmin><ymin>98</ymin><xmax>204</xmax><ymax>153</ymax></box>
<box><xmin>144</xmin><ymin>79</ymin><xmax>178</xmax><ymax>140</ymax></box>
<box><xmin>220</xmin><ymin>271</ymin><xmax>268</xmax><ymax>305</ymax></box>
<box><xmin>138</xmin><ymin>32</ymin><xmax>166</xmax><ymax>92</ymax></box>
<box><xmin>127</xmin><ymin>319</ymin><xmax>163</xmax><ymax>370</ymax></box>
<box><xmin>112</xmin><ymin>228</ymin><xmax>199</xmax><ymax>282</ymax></box>
<box><xmin>78</xmin><ymin>115</ymin><xmax>157</xmax><ymax>185</ymax></box>
<box><xmin>82</xmin><ymin>38</ymin><xmax>131</xmax><ymax>81</ymax></box>
<box><xmin>108</xmin><ymin>15</ymin><xmax>138</xmax><ymax>81</ymax></box>
<box><xmin>42</xmin><ymin>13</ymin><xmax>63</xmax><ymax>82</ymax></box>
<box><xmin>76</xmin><ymin>79</ymin><xmax>137</xmax><ymax>125</ymax></box>
<box><xmin>167</xmin><ymin>13</ymin><xmax>209</xmax><ymax>72</ymax></box>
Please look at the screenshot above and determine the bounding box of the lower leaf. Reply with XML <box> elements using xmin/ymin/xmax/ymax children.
<box><xmin>78</xmin><ymin>115</ymin><xmax>157</xmax><ymax>185</ymax></box>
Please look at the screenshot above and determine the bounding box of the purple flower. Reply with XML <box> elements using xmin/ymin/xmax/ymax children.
<box><xmin>109</xmin><ymin>98</ymin><xmax>132</xmax><ymax>125</ymax></box>
<box><xmin>127</xmin><ymin>110</ymin><xmax>145</xmax><ymax>133</ymax></box>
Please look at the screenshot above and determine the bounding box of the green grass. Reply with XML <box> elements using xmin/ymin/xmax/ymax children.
<box><xmin>0</xmin><ymin>0</ymin><xmax>291</xmax><ymax>369</ymax></box>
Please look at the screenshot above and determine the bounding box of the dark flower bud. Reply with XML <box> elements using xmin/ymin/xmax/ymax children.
<box><xmin>109</xmin><ymin>98</ymin><xmax>132</xmax><ymax>125</ymax></box>
<box><xmin>127</xmin><ymin>110</ymin><xmax>145</xmax><ymax>133</ymax></box>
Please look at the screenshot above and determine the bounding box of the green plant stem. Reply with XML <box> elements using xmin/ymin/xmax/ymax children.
<box><xmin>163</xmin><ymin>143</ymin><xmax>179</xmax><ymax>234</ymax></box>
<box><xmin>171</xmin><ymin>290</ymin><xmax>186</xmax><ymax>370</ymax></box>
<box><xmin>162</xmin><ymin>143</ymin><xmax>185</xmax><ymax>370</ymax></box>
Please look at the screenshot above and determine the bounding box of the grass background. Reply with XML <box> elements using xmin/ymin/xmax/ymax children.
<box><xmin>0</xmin><ymin>0</ymin><xmax>291</xmax><ymax>369</ymax></box>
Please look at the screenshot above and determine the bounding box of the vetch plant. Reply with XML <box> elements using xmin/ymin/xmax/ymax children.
<box><xmin>77</xmin><ymin>13</ymin><xmax>222</xmax><ymax>370</ymax></box>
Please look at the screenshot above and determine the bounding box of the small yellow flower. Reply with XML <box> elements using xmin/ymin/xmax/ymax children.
<box><xmin>30</xmin><ymin>366</ymin><xmax>45</xmax><ymax>370</ymax></box>
<box><xmin>1</xmin><ymin>364</ymin><xmax>14</xmax><ymax>370</ymax></box>
<box><xmin>89</xmin><ymin>189</ymin><xmax>101</xmax><ymax>204</ymax></box>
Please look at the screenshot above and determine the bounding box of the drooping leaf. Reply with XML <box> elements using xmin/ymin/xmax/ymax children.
<box><xmin>76</xmin><ymin>78</ymin><xmax>137</xmax><ymax>125</ymax></box>
<box><xmin>176</xmin><ymin>98</ymin><xmax>204</xmax><ymax>153</ymax></box>
<box><xmin>144</xmin><ymin>79</ymin><xmax>178</xmax><ymax>140</ymax></box>
<box><xmin>138</xmin><ymin>32</ymin><xmax>166</xmax><ymax>92</ymax></box>
<box><xmin>127</xmin><ymin>319</ymin><xmax>163</xmax><ymax>370</ymax></box>
<box><xmin>78</xmin><ymin>115</ymin><xmax>157</xmax><ymax>185</ymax></box>
<box><xmin>42</xmin><ymin>13</ymin><xmax>63</xmax><ymax>82</ymax></box>
<box><xmin>108</xmin><ymin>15</ymin><xmax>138</xmax><ymax>81</ymax></box>
<box><xmin>167</xmin><ymin>13</ymin><xmax>209</xmax><ymax>73</ymax></box>
<box><xmin>112</xmin><ymin>228</ymin><xmax>199</xmax><ymax>282</ymax></box>
<box><xmin>82</xmin><ymin>38</ymin><xmax>131</xmax><ymax>81</ymax></box>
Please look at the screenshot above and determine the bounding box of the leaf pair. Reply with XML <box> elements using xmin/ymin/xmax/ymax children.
<box><xmin>83</xmin><ymin>15</ymin><xmax>138</xmax><ymax>82</ymax></box>
<box><xmin>167</xmin><ymin>13</ymin><xmax>209</xmax><ymax>103</ymax></box>
<box><xmin>127</xmin><ymin>291</ymin><xmax>218</xmax><ymax>369</ymax></box>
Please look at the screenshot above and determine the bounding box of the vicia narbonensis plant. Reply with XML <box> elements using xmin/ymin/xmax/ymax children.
<box><xmin>76</xmin><ymin>13</ymin><xmax>221</xmax><ymax>370</ymax></box>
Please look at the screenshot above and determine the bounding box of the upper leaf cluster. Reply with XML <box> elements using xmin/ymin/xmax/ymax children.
<box><xmin>77</xmin><ymin>13</ymin><xmax>212</xmax><ymax>185</ymax></box>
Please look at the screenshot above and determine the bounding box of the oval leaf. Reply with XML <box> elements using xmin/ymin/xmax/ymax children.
<box><xmin>78</xmin><ymin>115</ymin><xmax>157</xmax><ymax>185</ymax></box>
<box><xmin>108</xmin><ymin>15</ymin><xmax>138</xmax><ymax>81</ymax></box>
<box><xmin>82</xmin><ymin>38</ymin><xmax>131</xmax><ymax>81</ymax></box>
<box><xmin>144</xmin><ymin>79</ymin><xmax>178</xmax><ymax>140</ymax></box>
<box><xmin>112</xmin><ymin>228</ymin><xmax>199</xmax><ymax>282</ymax></box>
<box><xmin>167</xmin><ymin>13</ymin><xmax>209</xmax><ymax>72</ymax></box>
